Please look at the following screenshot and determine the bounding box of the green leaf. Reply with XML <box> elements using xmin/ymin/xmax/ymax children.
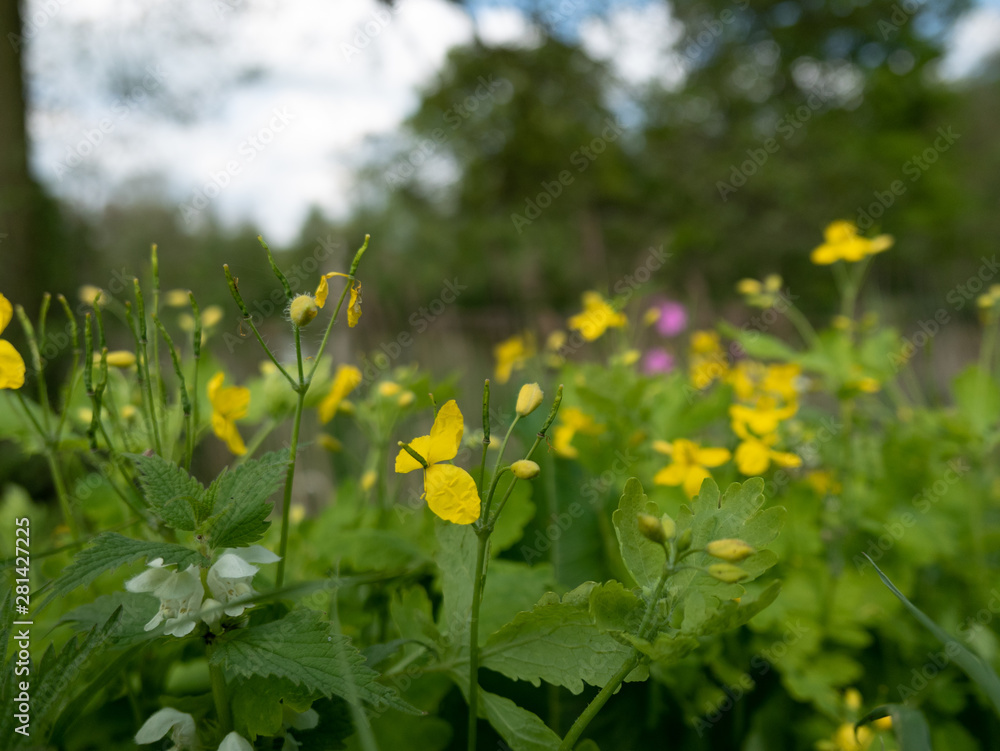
<box><xmin>210</xmin><ymin>609</ymin><xmax>420</xmax><ymax>715</ymax></box>
<box><xmin>865</xmin><ymin>554</ymin><xmax>1000</xmax><ymax>716</ymax></box>
<box><xmin>588</xmin><ymin>580</ymin><xmax>643</xmax><ymax>635</ymax></box>
<box><xmin>857</xmin><ymin>704</ymin><xmax>931</xmax><ymax>751</ymax></box>
<box><xmin>292</xmin><ymin>697</ymin><xmax>353</xmax><ymax>751</ymax></box>
<box><xmin>681</xmin><ymin>581</ymin><xmax>782</xmax><ymax>637</ymax></box>
<box><xmin>204</xmin><ymin>449</ymin><xmax>289</xmax><ymax>548</ymax></box>
<box><xmin>479</xmin><ymin>560</ymin><xmax>555</xmax><ymax>638</ymax></box>
<box><xmin>953</xmin><ymin>365</ymin><xmax>1000</xmax><ymax>437</ymax></box>
<box><xmin>611</xmin><ymin>478</ymin><xmax>664</xmax><ymax>589</ymax></box>
<box><xmin>59</xmin><ymin>591</ymin><xmax>160</xmax><ymax>647</ymax></box>
<box><xmin>435</xmin><ymin>520</ymin><xmax>477</xmax><ymax>641</ymax></box>
<box><xmin>491</xmin><ymin>478</ymin><xmax>536</xmax><ymax>555</ymax></box>
<box><xmin>10</xmin><ymin>607</ymin><xmax>122</xmax><ymax>745</ymax></box>
<box><xmin>449</xmin><ymin>669</ymin><xmax>561</xmax><ymax>751</ymax></box>
<box><xmin>230</xmin><ymin>675</ymin><xmax>316</xmax><ymax>738</ymax></box>
<box><xmin>620</xmin><ymin>631</ymin><xmax>699</xmax><ymax>667</ymax></box>
<box><xmin>719</xmin><ymin>321</ymin><xmax>799</xmax><ymax>361</ymax></box>
<box><xmin>130</xmin><ymin>452</ymin><xmax>204</xmax><ymax>530</ymax></box>
<box><xmin>38</xmin><ymin>532</ymin><xmax>209</xmax><ymax>612</ymax></box>
<box><xmin>481</xmin><ymin>586</ymin><xmax>645</xmax><ymax>694</ymax></box>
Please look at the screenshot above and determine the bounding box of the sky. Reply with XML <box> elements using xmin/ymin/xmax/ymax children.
<box><xmin>21</xmin><ymin>0</ymin><xmax>1000</xmax><ymax>245</ymax></box>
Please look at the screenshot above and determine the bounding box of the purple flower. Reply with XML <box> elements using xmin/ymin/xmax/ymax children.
<box><xmin>643</xmin><ymin>348</ymin><xmax>675</xmax><ymax>374</ymax></box>
<box><xmin>656</xmin><ymin>301</ymin><xmax>687</xmax><ymax>337</ymax></box>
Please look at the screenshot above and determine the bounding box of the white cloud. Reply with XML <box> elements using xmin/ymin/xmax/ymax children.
<box><xmin>579</xmin><ymin>4</ymin><xmax>685</xmax><ymax>90</ymax></box>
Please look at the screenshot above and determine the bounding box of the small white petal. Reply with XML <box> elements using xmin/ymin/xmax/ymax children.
<box><xmin>135</xmin><ymin>708</ymin><xmax>195</xmax><ymax>745</ymax></box>
<box><xmin>230</xmin><ymin>544</ymin><xmax>281</xmax><ymax>565</ymax></box>
<box><xmin>125</xmin><ymin>566</ymin><xmax>172</xmax><ymax>593</ymax></box>
<box><xmin>218</xmin><ymin>731</ymin><xmax>254</xmax><ymax>751</ymax></box>
<box><xmin>210</xmin><ymin>553</ymin><xmax>259</xmax><ymax>580</ymax></box>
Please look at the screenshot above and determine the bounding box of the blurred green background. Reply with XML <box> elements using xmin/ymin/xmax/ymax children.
<box><xmin>1</xmin><ymin>0</ymin><xmax>999</xmax><ymax>379</ymax></box>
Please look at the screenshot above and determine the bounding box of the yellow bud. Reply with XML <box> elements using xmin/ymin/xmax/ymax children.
<box><xmin>705</xmin><ymin>538</ymin><xmax>756</xmax><ymax>562</ymax></box>
<box><xmin>637</xmin><ymin>513</ymin><xmax>667</xmax><ymax>545</ymax></box>
<box><xmin>707</xmin><ymin>563</ymin><xmax>749</xmax><ymax>583</ymax></box>
<box><xmin>120</xmin><ymin>404</ymin><xmax>138</xmax><ymax>420</ymax></box>
<box><xmin>516</xmin><ymin>383</ymin><xmax>544</xmax><ymax>417</ymax></box>
<box><xmin>361</xmin><ymin>470</ymin><xmax>377</xmax><ymax>491</ymax></box>
<box><xmin>511</xmin><ymin>459</ymin><xmax>540</xmax><ymax>480</ymax></box>
<box><xmin>660</xmin><ymin>513</ymin><xmax>676</xmax><ymax>540</ymax></box>
<box><xmin>164</xmin><ymin>289</ymin><xmax>191</xmax><ymax>307</ymax></box>
<box><xmin>290</xmin><ymin>504</ymin><xmax>307</xmax><ymax>524</ymax></box>
<box><xmin>78</xmin><ymin>285</ymin><xmax>105</xmax><ymax>306</ymax></box>
<box><xmin>642</xmin><ymin>307</ymin><xmax>661</xmax><ymax>326</ymax></box>
<box><xmin>289</xmin><ymin>294</ymin><xmax>318</xmax><ymax>327</ymax></box>
<box><xmin>736</xmin><ymin>279</ymin><xmax>762</xmax><ymax>296</ymax></box>
<box><xmin>398</xmin><ymin>391</ymin><xmax>415</xmax><ymax>407</ymax></box>
<box><xmin>201</xmin><ymin>305</ymin><xmax>224</xmax><ymax>328</ymax></box>
<box><xmin>318</xmin><ymin>434</ymin><xmax>342</xmax><ymax>453</ymax></box>
<box><xmin>378</xmin><ymin>381</ymin><xmax>402</xmax><ymax>397</ymax></box>
<box><xmin>104</xmin><ymin>350</ymin><xmax>137</xmax><ymax>368</ymax></box>
<box><xmin>763</xmin><ymin>273</ymin><xmax>783</xmax><ymax>292</ymax></box>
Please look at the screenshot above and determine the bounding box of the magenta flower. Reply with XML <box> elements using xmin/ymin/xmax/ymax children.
<box><xmin>643</xmin><ymin>348</ymin><xmax>675</xmax><ymax>374</ymax></box>
<box><xmin>656</xmin><ymin>301</ymin><xmax>687</xmax><ymax>337</ymax></box>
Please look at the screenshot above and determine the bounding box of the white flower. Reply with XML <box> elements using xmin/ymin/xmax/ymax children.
<box><xmin>283</xmin><ymin>706</ymin><xmax>319</xmax><ymax>730</ymax></box>
<box><xmin>218</xmin><ymin>731</ymin><xmax>254</xmax><ymax>751</ymax></box>
<box><xmin>207</xmin><ymin>545</ymin><xmax>280</xmax><ymax>617</ymax></box>
<box><xmin>126</xmin><ymin>560</ymin><xmax>205</xmax><ymax>637</ymax></box>
<box><xmin>200</xmin><ymin>597</ymin><xmax>224</xmax><ymax>631</ymax></box>
<box><xmin>135</xmin><ymin>707</ymin><xmax>197</xmax><ymax>749</ymax></box>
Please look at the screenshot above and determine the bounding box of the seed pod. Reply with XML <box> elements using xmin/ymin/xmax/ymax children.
<box><xmin>289</xmin><ymin>294</ymin><xmax>318</xmax><ymax>327</ymax></box>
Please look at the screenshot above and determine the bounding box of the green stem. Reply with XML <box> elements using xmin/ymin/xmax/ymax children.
<box><xmin>481</xmin><ymin>417</ymin><xmax>519</xmax><ymax>522</ymax></box>
<box><xmin>467</xmin><ymin>528</ymin><xmax>490</xmax><ymax>751</ymax></box>
<box><xmin>134</xmin><ymin>280</ymin><xmax>163</xmax><ymax>455</ymax></box>
<box><xmin>275</xmin><ymin>382</ymin><xmax>305</xmax><ymax>589</ymax></box>
<box><xmin>559</xmin><ymin>561</ymin><xmax>670</xmax><ymax>750</ymax></box>
<box><xmin>209</xmin><ymin>659</ymin><xmax>232</xmax><ymax>735</ymax></box>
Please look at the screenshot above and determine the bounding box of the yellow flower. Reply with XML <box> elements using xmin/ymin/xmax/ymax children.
<box><xmin>733</xmin><ymin>432</ymin><xmax>801</xmax><ymax>475</ymax></box>
<box><xmin>378</xmin><ymin>381</ymin><xmax>403</xmax><ymax>397</ymax></box>
<box><xmin>208</xmin><ymin>372</ymin><xmax>250</xmax><ymax>455</ymax></box>
<box><xmin>0</xmin><ymin>294</ymin><xmax>26</xmax><ymax>390</ymax></box>
<box><xmin>736</xmin><ymin>274</ymin><xmax>783</xmax><ymax>307</ymax></box>
<box><xmin>760</xmin><ymin>363</ymin><xmax>801</xmax><ymax>401</ymax></box>
<box><xmin>315</xmin><ymin>272</ymin><xmax>362</xmax><ymax>327</ymax></box>
<box><xmin>689</xmin><ymin>331</ymin><xmax>729</xmax><ymax>389</ymax></box>
<box><xmin>551</xmin><ymin>407</ymin><xmax>605</xmax><ymax>459</ymax></box>
<box><xmin>810</xmin><ymin>221</ymin><xmax>893</xmax><ymax>265</ymax></box>
<box><xmin>290</xmin><ymin>504</ymin><xmax>307</xmax><ymax>524</ymax></box>
<box><xmin>806</xmin><ymin>470</ymin><xmax>841</xmax><ymax>496</ymax></box>
<box><xmin>730</xmin><ymin>397</ymin><xmax>797</xmax><ymax>436</ymax></box>
<box><xmin>319</xmin><ymin>365</ymin><xmax>362</xmax><ymax>423</ymax></box>
<box><xmin>567</xmin><ymin>292</ymin><xmax>626</xmax><ymax>342</ymax></box>
<box><xmin>494</xmin><ymin>333</ymin><xmax>534</xmax><ymax>384</ymax></box>
<box><xmin>394</xmin><ymin>400</ymin><xmax>480</xmax><ymax>524</ymax></box>
<box><xmin>78</xmin><ymin>285</ymin><xmax>105</xmax><ymax>306</ymax></box>
<box><xmin>398</xmin><ymin>391</ymin><xmax>415</xmax><ymax>407</ymax></box>
<box><xmin>653</xmin><ymin>438</ymin><xmax>730</xmax><ymax>497</ymax></box>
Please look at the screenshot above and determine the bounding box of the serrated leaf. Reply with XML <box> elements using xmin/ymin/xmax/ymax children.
<box><xmin>13</xmin><ymin>607</ymin><xmax>122</xmax><ymax>745</ymax></box>
<box><xmin>611</xmin><ymin>478</ymin><xmax>665</xmax><ymax>589</ymax></box>
<box><xmin>59</xmin><ymin>591</ymin><xmax>160</xmax><ymax>647</ymax></box>
<box><xmin>621</xmin><ymin>631</ymin><xmax>699</xmax><ymax>666</ymax></box>
<box><xmin>210</xmin><ymin>609</ymin><xmax>419</xmax><ymax>715</ymax></box>
<box><xmin>491</xmin><ymin>478</ymin><xmax>535</xmax><ymax>555</ymax></box>
<box><xmin>857</xmin><ymin>704</ymin><xmax>931</xmax><ymax>751</ymax></box>
<box><xmin>38</xmin><ymin>532</ymin><xmax>209</xmax><ymax>612</ymax></box>
<box><xmin>204</xmin><ymin>449</ymin><xmax>289</xmax><ymax>548</ymax></box>
<box><xmin>681</xmin><ymin>581</ymin><xmax>782</xmax><ymax>637</ymax></box>
<box><xmin>588</xmin><ymin>580</ymin><xmax>643</xmax><ymax>635</ymax></box>
<box><xmin>480</xmin><ymin>561</ymin><xmax>555</xmax><ymax>638</ymax></box>
<box><xmin>481</xmin><ymin>589</ymin><xmax>644</xmax><ymax>694</ymax></box>
<box><xmin>130</xmin><ymin>452</ymin><xmax>204</xmax><ymax>530</ymax></box>
<box><xmin>449</xmin><ymin>669</ymin><xmax>560</xmax><ymax>751</ymax></box>
<box><xmin>230</xmin><ymin>675</ymin><xmax>317</xmax><ymax>738</ymax></box>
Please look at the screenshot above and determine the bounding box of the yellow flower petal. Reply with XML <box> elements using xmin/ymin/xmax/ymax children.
<box><xmin>347</xmin><ymin>281</ymin><xmax>362</xmax><ymax>327</ymax></box>
<box><xmin>735</xmin><ymin>440</ymin><xmax>771</xmax><ymax>475</ymax></box>
<box><xmin>423</xmin><ymin>464</ymin><xmax>480</xmax><ymax>524</ymax></box>
<box><xmin>427</xmin><ymin>400</ymin><xmax>464</xmax><ymax>464</ymax></box>
<box><xmin>395</xmin><ymin>435</ymin><xmax>433</xmax><ymax>473</ymax></box>
<box><xmin>0</xmin><ymin>340</ymin><xmax>26</xmax><ymax>390</ymax></box>
<box><xmin>682</xmin><ymin>466</ymin><xmax>711</xmax><ymax>498</ymax></box>
<box><xmin>318</xmin><ymin>364</ymin><xmax>362</xmax><ymax>423</ymax></box>
<box><xmin>694</xmin><ymin>447</ymin><xmax>730</xmax><ymax>468</ymax></box>
<box><xmin>0</xmin><ymin>294</ymin><xmax>12</xmax><ymax>336</ymax></box>
<box><xmin>653</xmin><ymin>463</ymin><xmax>686</xmax><ymax>486</ymax></box>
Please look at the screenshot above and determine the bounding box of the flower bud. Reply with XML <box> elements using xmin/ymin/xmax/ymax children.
<box><xmin>289</xmin><ymin>294</ymin><xmax>318</xmax><ymax>327</ymax></box>
<box><xmin>660</xmin><ymin>513</ymin><xmax>676</xmax><ymax>540</ymax></box>
<box><xmin>705</xmin><ymin>538</ymin><xmax>755</xmax><ymax>563</ymax></box>
<box><xmin>511</xmin><ymin>459</ymin><xmax>540</xmax><ymax>480</ymax></box>
<box><xmin>707</xmin><ymin>563</ymin><xmax>749</xmax><ymax>583</ymax></box>
<box><xmin>104</xmin><ymin>350</ymin><xmax>137</xmax><ymax>368</ymax></box>
<box><xmin>516</xmin><ymin>383</ymin><xmax>544</xmax><ymax>417</ymax></box>
<box><xmin>637</xmin><ymin>513</ymin><xmax>667</xmax><ymax>545</ymax></box>
<box><xmin>676</xmin><ymin>528</ymin><xmax>693</xmax><ymax>552</ymax></box>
